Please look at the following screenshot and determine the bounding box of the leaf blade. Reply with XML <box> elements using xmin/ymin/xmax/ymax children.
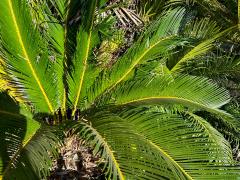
<box><xmin>6</xmin><ymin>0</ymin><xmax>53</xmax><ymax>112</ymax></box>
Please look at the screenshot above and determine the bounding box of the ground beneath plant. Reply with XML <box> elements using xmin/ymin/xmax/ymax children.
<box><xmin>48</xmin><ymin>135</ymin><xmax>105</xmax><ymax>180</ymax></box>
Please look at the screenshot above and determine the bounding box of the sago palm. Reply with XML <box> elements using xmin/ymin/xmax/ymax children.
<box><xmin>0</xmin><ymin>0</ymin><xmax>240</xmax><ymax>179</ymax></box>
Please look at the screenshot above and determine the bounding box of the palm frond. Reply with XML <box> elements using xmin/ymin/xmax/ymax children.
<box><xmin>48</xmin><ymin>0</ymin><xmax>65</xmax><ymax>19</ymax></box>
<box><xmin>101</xmin><ymin>73</ymin><xmax>240</xmax><ymax>138</ymax></box>
<box><xmin>0</xmin><ymin>92</ymin><xmax>60</xmax><ymax>179</ymax></box>
<box><xmin>75</xmin><ymin>121</ymin><xmax>125</xmax><ymax>180</ymax></box>
<box><xmin>0</xmin><ymin>0</ymin><xmax>60</xmax><ymax>113</ymax></box>
<box><xmin>37</xmin><ymin>1</ymin><xmax>66</xmax><ymax>110</ymax></box>
<box><xmin>170</xmin><ymin>25</ymin><xmax>238</xmax><ymax>72</ymax></box>
<box><xmin>66</xmin><ymin>0</ymin><xmax>98</xmax><ymax>115</ymax></box>
<box><xmin>75</xmin><ymin>109</ymin><xmax>240</xmax><ymax>179</ymax></box>
<box><xmin>2</xmin><ymin>128</ymin><xmax>60</xmax><ymax>179</ymax></box>
<box><xmin>135</xmin><ymin>0</ymin><xmax>166</xmax><ymax>22</ymax></box>
<box><xmin>183</xmin><ymin>52</ymin><xmax>240</xmax><ymax>82</ymax></box>
<box><xmin>183</xmin><ymin>17</ymin><xmax>221</xmax><ymax>40</ymax></box>
<box><xmin>0</xmin><ymin>50</ymin><xmax>24</xmax><ymax>102</ymax></box>
<box><xmin>29</xmin><ymin>0</ymin><xmax>65</xmax><ymax>22</ymax></box>
<box><xmin>86</xmin><ymin>8</ymin><xmax>187</xmax><ymax>106</ymax></box>
<box><xmin>101</xmin><ymin>75</ymin><xmax>230</xmax><ymax>113</ymax></box>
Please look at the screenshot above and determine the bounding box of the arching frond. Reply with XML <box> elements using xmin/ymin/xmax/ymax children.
<box><xmin>0</xmin><ymin>93</ymin><xmax>60</xmax><ymax>179</ymax></box>
<box><xmin>170</xmin><ymin>25</ymin><xmax>238</xmax><ymax>72</ymax></box>
<box><xmin>107</xmin><ymin>74</ymin><xmax>240</xmax><ymax>137</ymax></box>
<box><xmin>183</xmin><ymin>52</ymin><xmax>240</xmax><ymax>82</ymax></box>
<box><xmin>86</xmin><ymin>8</ymin><xmax>187</xmax><ymax>106</ymax></box>
<box><xmin>36</xmin><ymin>0</ymin><xmax>66</xmax><ymax>110</ymax></box>
<box><xmin>0</xmin><ymin>0</ymin><xmax>60</xmax><ymax>113</ymax></box>
<box><xmin>101</xmin><ymin>75</ymin><xmax>230</xmax><ymax>112</ymax></box>
<box><xmin>66</xmin><ymin>0</ymin><xmax>98</xmax><ymax>115</ymax></box>
<box><xmin>75</xmin><ymin>110</ymin><xmax>240</xmax><ymax>179</ymax></box>
<box><xmin>183</xmin><ymin>18</ymin><xmax>221</xmax><ymax>40</ymax></box>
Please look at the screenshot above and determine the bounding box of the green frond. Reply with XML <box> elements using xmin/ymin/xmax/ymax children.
<box><xmin>0</xmin><ymin>51</ymin><xmax>24</xmax><ymax>102</ymax></box>
<box><xmin>105</xmin><ymin>73</ymin><xmax>240</xmax><ymax>137</ymax></box>
<box><xmin>48</xmin><ymin>24</ymin><xmax>65</xmax><ymax>110</ymax></box>
<box><xmin>2</xmin><ymin>128</ymin><xmax>60</xmax><ymax>180</ymax></box>
<box><xmin>183</xmin><ymin>18</ymin><xmax>221</xmax><ymax>40</ymax></box>
<box><xmin>183</xmin><ymin>52</ymin><xmax>240</xmax><ymax>82</ymax></box>
<box><xmin>29</xmin><ymin>0</ymin><xmax>65</xmax><ymax>22</ymax></box>
<box><xmin>0</xmin><ymin>93</ymin><xmax>60</xmax><ymax>179</ymax></box>
<box><xmin>48</xmin><ymin>0</ymin><xmax>65</xmax><ymax>19</ymax></box>
<box><xmin>184</xmin><ymin>112</ymin><xmax>233</xmax><ymax>151</ymax></box>
<box><xmin>189</xmin><ymin>100</ymin><xmax>240</xmax><ymax>144</ymax></box>
<box><xmin>102</xmin><ymin>75</ymin><xmax>230</xmax><ymax>114</ymax></box>
<box><xmin>66</xmin><ymin>0</ymin><xmax>98</xmax><ymax>115</ymax></box>
<box><xmin>0</xmin><ymin>0</ymin><xmax>60</xmax><ymax>113</ymax></box>
<box><xmin>39</xmin><ymin>1</ymin><xmax>66</xmax><ymax>111</ymax></box>
<box><xmin>170</xmin><ymin>25</ymin><xmax>238</xmax><ymax>72</ymax></box>
<box><xmin>75</xmin><ymin>121</ymin><xmax>125</xmax><ymax>180</ymax></box>
<box><xmin>136</xmin><ymin>0</ymin><xmax>165</xmax><ymax>22</ymax></box>
<box><xmin>86</xmin><ymin>8</ymin><xmax>187</xmax><ymax>106</ymax></box>
<box><xmin>75</xmin><ymin>110</ymin><xmax>240</xmax><ymax>179</ymax></box>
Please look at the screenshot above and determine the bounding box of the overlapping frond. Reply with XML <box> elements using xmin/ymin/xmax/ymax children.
<box><xmin>0</xmin><ymin>0</ymin><xmax>60</xmax><ymax>113</ymax></box>
<box><xmin>101</xmin><ymin>75</ymin><xmax>230</xmax><ymax>112</ymax></box>
<box><xmin>183</xmin><ymin>18</ymin><xmax>221</xmax><ymax>40</ymax></box>
<box><xmin>0</xmin><ymin>93</ymin><xmax>60</xmax><ymax>179</ymax></box>
<box><xmin>66</xmin><ymin>0</ymin><xmax>99</xmax><ymax>115</ymax></box>
<box><xmin>99</xmin><ymin>73</ymin><xmax>240</xmax><ymax>139</ymax></box>
<box><xmin>75</xmin><ymin>109</ymin><xmax>240</xmax><ymax>179</ymax></box>
<box><xmin>85</xmin><ymin>8</ymin><xmax>187</xmax><ymax>106</ymax></box>
<box><xmin>183</xmin><ymin>52</ymin><xmax>240</xmax><ymax>81</ymax></box>
<box><xmin>0</xmin><ymin>0</ymin><xmax>239</xmax><ymax>179</ymax></box>
<box><xmin>170</xmin><ymin>25</ymin><xmax>238</xmax><ymax>72</ymax></box>
<box><xmin>35</xmin><ymin>0</ymin><xmax>66</xmax><ymax>110</ymax></box>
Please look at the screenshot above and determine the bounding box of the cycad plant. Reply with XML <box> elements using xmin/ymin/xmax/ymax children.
<box><xmin>0</xmin><ymin>0</ymin><xmax>240</xmax><ymax>179</ymax></box>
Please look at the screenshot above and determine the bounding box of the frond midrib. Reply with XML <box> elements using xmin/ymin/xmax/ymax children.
<box><xmin>71</xmin><ymin>1</ymin><xmax>97</xmax><ymax>116</ymax></box>
<box><xmin>7</xmin><ymin>0</ymin><xmax>54</xmax><ymax>113</ymax></box>
<box><xmin>118</xmin><ymin>96</ymin><xmax>229</xmax><ymax>111</ymax></box>
<box><xmin>72</xmin><ymin>32</ymin><xmax>92</xmax><ymax>116</ymax></box>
